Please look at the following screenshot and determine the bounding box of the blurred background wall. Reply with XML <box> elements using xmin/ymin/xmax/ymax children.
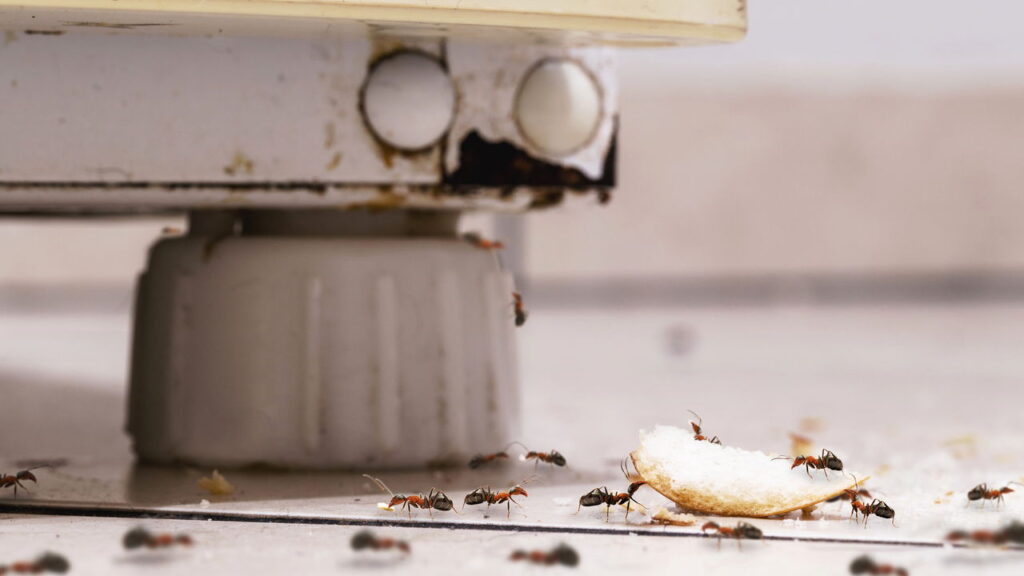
<box><xmin>4</xmin><ymin>0</ymin><xmax>1024</xmax><ymax>310</ymax></box>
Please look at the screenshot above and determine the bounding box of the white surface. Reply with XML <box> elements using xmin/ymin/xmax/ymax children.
<box><xmin>514</xmin><ymin>60</ymin><xmax>602</xmax><ymax>157</ymax></box>
<box><xmin>129</xmin><ymin>236</ymin><xmax>518</xmax><ymax>468</ymax></box>
<box><xmin>362</xmin><ymin>52</ymin><xmax>456</xmax><ymax>151</ymax></box>
<box><xmin>5</xmin><ymin>305</ymin><xmax>1024</xmax><ymax>572</ymax></box>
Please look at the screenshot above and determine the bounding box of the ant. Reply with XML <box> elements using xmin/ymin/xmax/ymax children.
<box><xmin>845</xmin><ymin>491</ymin><xmax>895</xmax><ymax>526</ymax></box>
<box><xmin>522</xmin><ymin>447</ymin><xmax>566</xmax><ymax>469</ymax></box>
<box><xmin>462</xmin><ymin>232</ymin><xmax>505</xmax><ymax>251</ymax></box>
<box><xmin>122</xmin><ymin>527</ymin><xmax>193</xmax><ymax>550</ymax></box>
<box><xmin>774</xmin><ymin>449</ymin><xmax>844</xmax><ymax>478</ymax></box>
<box><xmin>688</xmin><ymin>410</ymin><xmax>721</xmax><ymax>444</ymax></box>
<box><xmin>577</xmin><ymin>460</ymin><xmax>648</xmax><ymax>521</ymax></box>
<box><xmin>828</xmin><ymin>487</ymin><xmax>872</xmax><ymax>503</ymax></box>
<box><xmin>463</xmin><ymin>483</ymin><xmax>530</xmax><ymax>518</ymax></box>
<box><xmin>363</xmin><ymin>475</ymin><xmax>454</xmax><ymax>518</ymax></box>
<box><xmin>468</xmin><ymin>442</ymin><xmax>521</xmax><ymax>469</ymax></box>
<box><xmin>947</xmin><ymin>521</ymin><xmax>1024</xmax><ymax>547</ymax></box>
<box><xmin>350</xmin><ymin>530</ymin><xmax>410</xmax><ymax>555</ymax></box>
<box><xmin>512</xmin><ymin>292</ymin><xmax>528</xmax><ymax>327</ymax></box>
<box><xmin>701</xmin><ymin>521</ymin><xmax>764</xmax><ymax>548</ymax></box>
<box><xmin>0</xmin><ymin>469</ymin><xmax>39</xmax><ymax>498</ymax></box>
<box><xmin>967</xmin><ymin>482</ymin><xmax>1021</xmax><ymax>507</ymax></box>
<box><xmin>849</xmin><ymin>555</ymin><xmax>908</xmax><ymax>576</ymax></box>
<box><xmin>509</xmin><ymin>543</ymin><xmax>579</xmax><ymax>567</ymax></box>
<box><xmin>0</xmin><ymin>552</ymin><xmax>70</xmax><ymax>575</ymax></box>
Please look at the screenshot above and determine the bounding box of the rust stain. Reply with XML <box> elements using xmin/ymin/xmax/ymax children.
<box><xmin>23</xmin><ymin>30</ymin><xmax>64</xmax><ymax>36</ymax></box>
<box><xmin>223</xmin><ymin>152</ymin><xmax>254</xmax><ymax>177</ymax></box>
<box><xmin>62</xmin><ymin>22</ymin><xmax>173</xmax><ymax>30</ymax></box>
<box><xmin>325</xmin><ymin>152</ymin><xmax>343</xmax><ymax>171</ymax></box>
<box><xmin>345</xmin><ymin>189</ymin><xmax>407</xmax><ymax>212</ymax></box>
<box><xmin>323</xmin><ymin>122</ymin><xmax>336</xmax><ymax>149</ymax></box>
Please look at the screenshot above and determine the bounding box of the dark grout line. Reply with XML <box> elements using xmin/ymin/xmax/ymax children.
<box><xmin>0</xmin><ymin>502</ymin><xmax>999</xmax><ymax>551</ymax></box>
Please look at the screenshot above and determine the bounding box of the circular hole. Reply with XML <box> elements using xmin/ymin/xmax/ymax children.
<box><xmin>514</xmin><ymin>59</ymin><xmax>603</xmax><ymax>157</ymax></box>
<box><xmin>360</xmin><ymin>51</ymin><xmax>456</xmax><ymax>152</ymax></box>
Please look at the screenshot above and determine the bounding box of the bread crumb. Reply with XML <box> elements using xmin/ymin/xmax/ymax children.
<box><xmin>632</xmin><ymin>425</ymin><xmax>864</xmax><ymax>517</ymax></box>
<box><xmin>199</xmin><ymin>499</ymin><xmax>211</xmax><ymax>508</ymax></box>
<box><xmin>197</xmin><ymin>470</ymin><xmax>235</xmax><ymax>496</ymax></box>
<box><xmin>652</xmin><ymin>507</ymin><xmax>696</xmax><ymax>526</ymax></box>
<box><xmin>377</xmin><ymin>502</ymin><xmax>396</xmax><ymax>512</ymax></box>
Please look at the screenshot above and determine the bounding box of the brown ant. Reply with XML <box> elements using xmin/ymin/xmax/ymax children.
<box><xmin>577</xmin><ymin>460</ymin><xmax>648</xmax><ymax>521</ymax></box>
<box><xmin>849</xmin><ymin>555</ymin><xmax>908</xmax><ymax>575</ymax></box>
<box><xmin>522</xmin><ymin>447</ymin><xmax>566</xmax><ymax>468</ymax></box>
<box><xmin>463</xmin><ymin>483</ymin><xmax>530</xmax><ymax>518</ymax></box>
<box><xmin>512</xmin><ymin>292</ymin><xmax>528</xmax><ymax>327</ymax></box>
<box><xmin>0</xmin><ymin>469</ymin><xmax>40</xmax><ymax>498</ymax></box>
<box><xmin>967</xmin><ymin>482</ymin><xmax>1021</xmax><ymax>507</ymax></box>
<box><xmin>468</xmin><ymin>442</ymin><xmax>522</xmax><ymax>469</ymax></box>
<box><xmin>701</xmin><ymin>521</ymin><xmax>764</xmax><ymax>548</ymax></box>
<box><xmin>0</xmin><ymin>552</ymin><xmax>70</xmax><ymax>574</ymax></box>
<box><xmin>123</xmin><ymin>527</ymin><xmax>193</xmax><ymax>550</ymax></box>
<box><xmin>509</xmin><ymin>543</ymin><xmax>579</xmax><ymax>567</ymax></box>
<box><xmin>845</xmin><ymin>490</ymin><xmax>895</xmax><ymax>526</ymax></box>
<box><xmin>363</xmin><ymin>475</ymin><xmax>454</xmax><ymax>518</ymax></box>
<box><xmin>350</xmin><ymin>530</ymin><xmax>410</xmax><ymax>555</ymax></box>
<box><xmin>774</xmin><ymin>449</ymin><xmax>844</xmax><ymax>478</ymax></box>
<box><xmin>462</xmin><ymin>232</ymin><xmax>505</xmax><ymax>251</ymax></box>
<box><xmin>688</xmin><ymin>410</ymin><xmax>721</xmax><ymax>444</ymax></box>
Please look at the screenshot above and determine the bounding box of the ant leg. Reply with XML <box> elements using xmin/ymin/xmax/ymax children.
<box><xmin>624</xmin><ymin>500</ymin><xmax>631</xmax><ymax>522</ymax></box>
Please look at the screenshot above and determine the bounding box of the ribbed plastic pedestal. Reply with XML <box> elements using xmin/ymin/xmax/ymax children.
<box><xmin>128</xmin><ymin>233</ymin><xmax>519</xmax><ymax>468</ymax></box>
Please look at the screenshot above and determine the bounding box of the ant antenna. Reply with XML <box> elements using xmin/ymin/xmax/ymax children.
<box><xmin>362</xmin><ymin>474</ymin><xmax>395</xmax><ymax>497</ymax></box>
<box><xmin>687</xmin><ymin>410</ymin><xmax>703</xmax><ymax>428</ymax></box>
<box><xmin>504</xmin><ymin>441</ymin><xmax>529</xmax><ymax>453</ymax></box>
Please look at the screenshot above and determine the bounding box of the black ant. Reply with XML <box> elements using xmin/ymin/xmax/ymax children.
<box><xmin>849</xmin><ymin>555</ymin><xmax>908</xmax><ymax>575</ymax></box>
<box><xmin>350</xmin><ymin>530</ymin><xmax>410</xmax><ymax>555</ymax></box>
<box><xmin>846</xmin><ymin>492</ymin><xmax>895</xmax><ymax>526</ymax></box>
<box><xmin>363</xmin><ymin>475</ymin><xmax>454</xmax><ymax>517</ymax></box>
<box><xmin>774</xmin><ymin>449</ymin><xmax>844</xmax><ymax>478</ymax></box>
<box><xmin>0</xmin><ymin>468</ymin><xmax>41</xmax><ymax>498</ymax></box>
<box><xmin>577</xmin><ymin>460</ymin><xmax>648</xmax><ymax>521</ymax></box>
<box><xmin>462</xmin><ymin>483</ymin><xmax>529</xmax><ymax>518</ymax></box>
<box><xmin>0</xmin><ymin>552</ymin><xmax>70</xmax><ymax>574</ymax></box>
<box><xmin>123</xmin><ymin>527</ymin><xmax>193</xmax><ymax>550</ymax></box>
<box><xmin>512</xmin><ymin>292</ymin><xmax>528</xmax><ymax>327</ymax></box>
<box><xmin>948</xmin><ymin>521</ymin><xmax>1024</xmax><ymax>546</ymax></box>
<box><xmin>701</xmin><ymin>521</ymin><xmax>764</xmax><ymax>548</ymax></box>
<box><xmin>509</xmin><ymin>544</ymin><xmax>579</xmax><ymax>567</ymax></box>
<box><xmin>967</xmin><ymin>482</ymin><xmax>1022</xmax><ymax>507</ymax></box>
<box><xmin>468</xmin><ymin>442</ymin><xmax>522</xmax><ymax>469</ymax></box>
<box><xmin>688</xmin><ymin>410</ymin><xmax>721</xmax><ymax>444</ymax></box>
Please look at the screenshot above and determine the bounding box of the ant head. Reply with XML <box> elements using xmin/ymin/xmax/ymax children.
<box><xmin>821</xmin><ymin>450</ymin><xmax>843</xmax><ymax>471</ymax></box>
<box><xmin>464</xmin><ymin>489</ymin><xmax>488</xmax><ymax>506</ymax></box>
<box><xmin>849</xmin><ymin>555</ymin><xmax>877</xmax><ymax>574</ymax></box>
<box><xmin>17</xmin><ymin>470</ymin><xmax>37</xmax><ymax>483</ymax></box>
<box><xmin>550</xmin><ymin>452</ymin><xmax>566</xmax><ymax>467</ymax></box>
<box><xmin>873</xmin><ymin>501</ymin><xmax>895</xmax><ymax>519</ymax></box>
<box><xmin>736</xmin><ymin>523</ymin><xmax>763</xmax><ymax>540</ymax></box>
<box><xmin>468</xmin><ymin>456</ymin><xmax>485</xmax><ymax>469</ymax></box>
<box><xmin>551</xmin><ymin>544</ymin><xmax>580</xmax><ymax>567</ymax></box>
<box><xmin>387</xmin><ymin>496</ymin><xmax>406</xmax><ymax>507</ymax></box>
<box><xmin>350</xmin><ymin>530</ymin><xmax>376</xmax><ymax>550</ymax></box>
<box><xmin>968</xmin><ymin>485</ymin><xmax>985</xmax><ymax>501</ymax></box>
<box><xmin>579</xmin><ymin>488</ymin><xmax>605</xmax><ymax>507</ymax></box>
<box><xmin>123</xmin><ymin>527</ymin><xmax>151</xmax><ymax>550</ymax></box>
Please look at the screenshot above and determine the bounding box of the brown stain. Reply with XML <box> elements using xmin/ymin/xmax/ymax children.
<box><xmin>223</xmin><ymin>152</ymin><xmax>254</xmax><ymax>177</ymax></box>
<box><xmin>323</xmin><ymin>122</ymin><xmax>336</xmax><ymax>149</ymax></box>
<box><xmin>62</xmin><ymin>22</ymin><xmax>173</xmax><ymax>30</ymax></box>
<box><xmin>325</xmin><ymin>152</ymin><xmax>343</xmax><ymax>171</ymax></box>
<box><xmin>23</xmin><ymin>30</ymin><xmax>64</xmax><ymax>36</ymax></box>
<box><xmin>3</xmin><ymin>30</ymin><xmax>16</xmax><ymax>46</ymax></box>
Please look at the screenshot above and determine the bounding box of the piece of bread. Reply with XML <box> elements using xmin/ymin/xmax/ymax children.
<box><xmin>631</xmin><ymin>425</ymin><xmax>865</xmax><ymax>518</ymax></box>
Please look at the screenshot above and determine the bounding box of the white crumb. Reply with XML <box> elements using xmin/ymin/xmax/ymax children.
<box><xmin>199</xmin><ymin>499</ymin><xmax>211</xmax><ymax>509</ymax></box>
<box><xmin>652</xmin><ymin>507</ymin><xmax>696</xmax><ymax>526</ymax></box>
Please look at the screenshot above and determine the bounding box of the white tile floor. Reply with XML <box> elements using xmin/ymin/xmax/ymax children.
<box><xmin>3</xmin><ymin>304</ymin><xmax>1024</xmax><ymax>574</ymax></box>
